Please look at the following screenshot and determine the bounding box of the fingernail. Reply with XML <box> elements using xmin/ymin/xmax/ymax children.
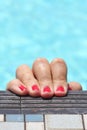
<box><xmin>32</xmin><ymin>85</ymin><xmax>39</xmax><ymax>91</ymax></box>
<box><xmin>43</xmin><ymin>86</ymin><xmax>51</xmax><ymax>92</ymax></box>
<box><xmin>68</xmin><ymin>86</ymin><xmax>72</xmax><ymax>90</ymax></box>
<box><xmin>19</xmin><ymin>85</ymin><xmax>27</xmax><ymax>91</ymax></box>
<box><xmin>56</xmin><ymin>86</ymin><xmax>64</xmax><ymax>92</ymax></box>
<box><xmin>68</xmin><ymin>84</ymin><xmax>72</xmax><ymax>90</ymax></box>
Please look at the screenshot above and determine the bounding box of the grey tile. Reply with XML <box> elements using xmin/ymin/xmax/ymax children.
<box><xmin>0</xmin><ymin>114</ymin><xmax>4</xmax><ymax>121</ymax></box>
<box><xmin>6</xmin><ymin>114</ymin><xmax>24</xmax><ymax>122</ymax></box>
<box><xmin>45</xmin><ymin>114</ymin><xmax>83</xmax><ymax>130</ymax></box>
<box><xmin>0</xmin><ymin>122</ymin><xmax>24</xmax><ymax>130</ymax></box>
<box><xmin>25</xmin><ymin>114</ymin><xmax>43</xmax><ymax>122</ymax></box>
<box><xmin>26</xmin><ymin>122</ymin><xmax>44</xmax><ymax>130</ymax></box>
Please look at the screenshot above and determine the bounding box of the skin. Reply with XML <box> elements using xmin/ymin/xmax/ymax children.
<box><xmin>7</xmin><ymin>58</ymin><xmax>82</xmax><ymax>98</ymax></box>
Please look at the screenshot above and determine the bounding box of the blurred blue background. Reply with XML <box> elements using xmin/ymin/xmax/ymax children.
<box><xmin>0</xmin><ymin>0</ymin><xmax>87</xmax><ymax>90</ymax></box>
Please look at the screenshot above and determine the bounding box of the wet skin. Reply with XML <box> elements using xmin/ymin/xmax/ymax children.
<box><xmin>7</xmin><ymin>58</ymin><xmax>82</xmax><ymax>98</ymax></box>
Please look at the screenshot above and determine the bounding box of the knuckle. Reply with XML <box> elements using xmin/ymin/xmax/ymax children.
<box><xmin>51</xmin><ymin>58</ymin><xmax>66</xmax><ymax>64</ymax></box>
<box><xmin>34</xmin><ymin>58</ymin><xmax>49</xmax><ymax>63</ymax></box>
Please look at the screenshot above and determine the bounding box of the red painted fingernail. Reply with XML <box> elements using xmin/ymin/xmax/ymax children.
<box><xmin>43</xmin><ymin>86</ymin><xmax>51</xmax><ymax>92</ymax></box>
<box><xmin>68</xmin><ymin>84</ymin><xmax>72</xmax><ymax>90</ymax></box>
<box><xmin>68</xmin><ymin>86</ymin><xmax>72</xmax><ymax>90</ymax></box>
<box><xmin>32</xmin><ymin>85</ymin><xmax>39</xmax><ymax>91</ymax></box>
<box><xmin>56</xmin><ymin>86</ymin><xmax>64</xmax><ymax>92</ymax></box>
<box><xmin>19</xmin><ymin>85</ymin><xmax>27</xmax><ymax>91</ymax></box>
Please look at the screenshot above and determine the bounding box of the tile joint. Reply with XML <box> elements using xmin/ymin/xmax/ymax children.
<box><xmin>43</xmin><ymin>114</ymin><xmax>46</xmax><ymax>130</ymax></box>
<box><xmin>82</xmin><ymin>114</ymin><xmax>85</xmax><ymax>130</ymax></box>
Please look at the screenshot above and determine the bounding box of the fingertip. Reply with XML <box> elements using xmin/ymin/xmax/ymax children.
<box><xmin>68</xmin><ymin>82</ymin><xmax>82</xmax><ymax>91</ymax></box>
<box><xmin>41</xmin><ymin>87</ymin><xmax>54</xmax><ymax>98</ymax></box>
<box><xmin>7</xmin><ymin>79</ymin><xmax>28</xmax><ymax>96</ymax></box>
<box><xmin>27</xmin><ymin>84</ymin><xmax>41</xmax><ymax>97</ymax></box>
<box><xmin>55</xmin><ymin>85</ymin><xmax>68</xmax><ymax>97</ymax></box>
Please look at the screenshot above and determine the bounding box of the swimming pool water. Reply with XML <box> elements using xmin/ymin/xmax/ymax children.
<box><xmin>0</xmin><ymin>0</ymin><xmax>87</xmax><ymax>90</ymax></box>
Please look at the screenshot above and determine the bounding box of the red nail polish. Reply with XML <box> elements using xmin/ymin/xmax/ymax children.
<box><xmin>68</xmin><ymin>86</ymin><xmax>72</xmax><ymax>90</ymax></box>
<box><xmin>56</xmin><ymin>86</ymin><xmax>64</xmax><ymax>92</ymax></box>
<box><xmin>43</xmin><ymin>86</ymin><xmax>51</xmax><ymax>92</ymax></box>
<box><xmin>19</xmin><ymin>85</ymin><xmax>27</xmax><ymax>91</ymax></box>
<box><xmin>68</xmin><ymin>84</ymin><xmax>72</xmax><ymax>90</ymax></box>
<box><xmin>32</xmin><ymin>85</ymin><xmax>39</xmax><ymax>91</ymax></box>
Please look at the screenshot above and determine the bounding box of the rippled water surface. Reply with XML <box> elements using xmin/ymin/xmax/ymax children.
<box><xmin>0</xmin><ymin>0</ymin><xmax>87</xmax><ymax>90</ymax></box>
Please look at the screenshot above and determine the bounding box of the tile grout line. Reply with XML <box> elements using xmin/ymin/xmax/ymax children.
<box><xmin>4</xmin><ymin>114</ymin><xmax>6</xmax><ymax>122</ymax></box>
<box><xmin>82</xmin><ymin>114</ymin><xmax>85</xmax><ymax>130</ymax></box>
<box><xmin>43</xmin><ymin>114</ymin><xmax>46</xmax><ymax>130</ymax></box>
<box><xmin>20</xmin><ymin>96</ymin><xmax>26</xmax><ymax>130</ymax></box>
<box><xmin>20</xmin><ymin>96</ymin><xmax>21</xmax><ymax>114</ymax></box>
<box><xmin>24</xmin><ymin>114</ymin><xmax>26</xmax><ymax>130</ymax></box>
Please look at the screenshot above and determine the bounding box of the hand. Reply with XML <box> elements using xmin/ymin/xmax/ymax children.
<box><xmin>7</xmin><ymin>58</ymin><xmax>82</xmax><ymax>98</ymax></box>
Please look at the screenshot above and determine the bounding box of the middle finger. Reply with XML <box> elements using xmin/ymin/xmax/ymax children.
<box><xmin>32</xmin><ymin>58</ymin><xmax>54</xmax><ymax>98</ymax></box>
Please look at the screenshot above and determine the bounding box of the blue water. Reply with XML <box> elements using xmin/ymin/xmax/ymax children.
<box><xmin>0</xmin><ymin>0</ymin><xmax>87</xmax><ymax>90</ymax></box>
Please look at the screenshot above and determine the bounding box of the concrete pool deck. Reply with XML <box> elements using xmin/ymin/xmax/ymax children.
<box><xmin>0</xmin><ymin>90</ymin><xmax>87</xmax><ymax>130</ymax></box>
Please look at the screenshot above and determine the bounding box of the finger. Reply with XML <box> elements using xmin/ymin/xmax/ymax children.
<box><xmin>50</xmin><ymin>58</ymin><xmax>68</xmax><ymax>96</ymax></box>
<box><xmin>32</xmin><ymin>58</ymin><xmax>54</xmax><ymax>98</ymax></box>
<box><xmin>7</xmin><ymin>79</ymin><xmax>28</xmax><ymax>95</ymax></box>
<box><xmin>68</xmin><ymin>82</ymin><xmax>82</xmax><ymax>90</ymax></box>
<box><xmin>16</xmin><ymin>64</ymin><xmax>40</xmax><ymax>97</ymax></box>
